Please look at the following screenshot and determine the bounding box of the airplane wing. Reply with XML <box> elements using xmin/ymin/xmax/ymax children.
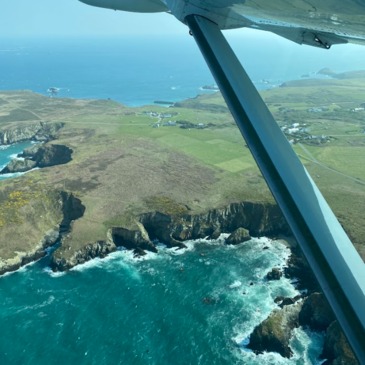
<box><xmin>78</xmin><ymin>1</ymin><xmax>365</xmax><ymax>363</ymax></box>
<box><xmin>80</xmin><ymin>0</ymin><xmax>365</xmax><ymax>47</ymax></box>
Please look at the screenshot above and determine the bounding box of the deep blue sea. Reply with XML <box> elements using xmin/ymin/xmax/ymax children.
<box><xmin>1</xmin><ymin>35</ymin><xmax>365</xmax><ymax>364</ymax></box>
<box><xmin>1</xmin><ymin>35</ymin><xmax>365</xmax><ymax>105</ymax></box>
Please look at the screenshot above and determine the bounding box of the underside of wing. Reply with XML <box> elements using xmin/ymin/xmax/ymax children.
<box><xmin>80</xmin><ymin>0</ymin><xmax>365</xmax><ymax>47</ymax></box>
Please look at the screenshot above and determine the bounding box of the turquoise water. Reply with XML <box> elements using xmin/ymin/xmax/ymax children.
<box><xmin>1</xmin><ymin>35</ymin><xmax>360</xmax><ymax>364</ymax></box>
<box><xmin>0</xmin><ymin>238</ymin><xmax>324</xmax><ymax>365</ymax></box>
<box><xmin>0</xmin><ymin>141</ymin><xmax>35</xmax><ymax>180</ymax></box>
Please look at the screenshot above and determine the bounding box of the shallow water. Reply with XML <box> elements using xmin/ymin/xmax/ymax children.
<box><xmin>0</xmin><ymin>237</ymin><xmax>324</xmax><ymax>364</ymax></box>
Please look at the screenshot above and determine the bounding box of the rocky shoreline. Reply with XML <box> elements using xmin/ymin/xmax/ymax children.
<box><xmin>50</xmin><ymin>200</ymin><xmax>290</xmax><ymax>271</ymax></box>
<box><xmin>0</xmin><ymin>121</ymin><xmax>64</xmax><ymax>145</ymax></box>
<box><xmin>0</xmin><ymin>116</ymin><xmax>358</xmax><ymax>363</ymax></box>
<box><xmin>50</xmin><ymin>199</ymin><xmax>356</xmax><ymax>364</ymax></box>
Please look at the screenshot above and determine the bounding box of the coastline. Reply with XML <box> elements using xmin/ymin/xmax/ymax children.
<box><xmin>0</xmin><ymin>84</ymin><xmax>362</xmax><ymax>363</ymax></box>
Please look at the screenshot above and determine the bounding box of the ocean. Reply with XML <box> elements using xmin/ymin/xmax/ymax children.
<box><xmin>1</xmin><ymin>35</ymin><xmax>365</xmax><ymax>364</ymax></box>
<box><xmin>1</xmin><ymin>34</ymin><xmax>365</xmax><ymax>106</ymax></box>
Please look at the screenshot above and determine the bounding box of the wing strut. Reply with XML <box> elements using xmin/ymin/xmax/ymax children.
<box><xmin>185</xmin><ymin>14</ymin><xmax>365</xmax><ymax>363</ymax></box>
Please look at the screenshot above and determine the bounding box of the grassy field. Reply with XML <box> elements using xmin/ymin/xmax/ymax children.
<box><xmin>0</xmin><ymin>71</ymin><xmax>364</xmax><ymax>263</ymax></box>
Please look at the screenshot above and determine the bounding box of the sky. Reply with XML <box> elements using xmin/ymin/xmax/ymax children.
<box><xmin>0</xmin><ymin>0</ymin><xmax>187</xmax><ymax>37</ymax></box>
<box><xmin>2</xmin><ymin>0</ymin><xmax>365</xmax><ymax>69</ymax></box>
<box><xmin>0</xmin><ymin>0</ymin><xmax>276</xmax><ymax>39</ymax></box>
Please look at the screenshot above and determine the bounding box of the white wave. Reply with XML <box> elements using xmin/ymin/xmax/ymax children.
<box><xmin>229</xmin><ymin>280</ymin><xmax>242</xmax><ymax>289</ymax></box>
<box><xmin>168</xmin><ymin>241</ymin><xmax>196</xmax><ymax>255</ymax></box>
<box><xmin>0</xmin><ymin>145</ymin><xmax>10</xmax><ymax>150</ymax></box>
<box><xmin>43</xmin><ymin>267</ymin><xmax>66</xmax><ymax>278</ymax></box>
<box><xmin>16</xmin><ymin>295</ymin><xmax>55</xmax><ymax>314</ymax></box>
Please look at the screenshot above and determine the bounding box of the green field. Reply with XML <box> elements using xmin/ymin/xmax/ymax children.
<box><xmin>0</xmin><ymin>71</ymin><xmax>364</xmax><ymax>266</ymax></box>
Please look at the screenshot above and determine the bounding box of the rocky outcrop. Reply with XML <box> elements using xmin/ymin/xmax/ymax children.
<box><xmin>0</xmin><ymin>228</ymin><xmax>60</xmax><ymax>276</ymax></box>
<box><xmin>50</xmin><ymin>239</ymin><xmax>116</xmax><ymax>271</ymax></box>
<box><xmin>299</xmin><ymin>292</ymin><xmax>335</xmax><ymax>331</ymax></box>
<box><xmin>248</xmin><ymin>277</ymin><xmax>357</xmax><ymax>363</ymax></box>
<box><xmin>226</xmin><ymin>227</ymin><xmax>251</xmax><ymax>245</ymax></box>
<box><xmin>266</xmin><ymin>267</ymin><xmax>283</xmax><ymax>280</ymax></box>
<box><xmin>321</xmin><ymin>321</ymin><xmax>358</xmax><ymax>365</ymax></box>
<box><xmin>248</xmin><ymin>302</ymin><xmax>303</xmax><ymax>358</ymax></box>
<box><xmin>139</xmin><ymin>201</ymin><xmax>289</xmax><ymax>249</ymax></box>
<box><xmin>111</xmin><ymin>223</ymin><xmax>158</xmax><ymax>253</ymax></box>
<box><xmin>1</xmin><ymin>158</ymin><xmax>36</xmax><ymax>173</ymax></box>
<box><xmin>0</xmin><ymin>121</ymin><xmax>64</xmax><ymax>145</ymax></box>
<box><xmin>0</xmin><ymin>144</ymin><xmax>73</xmax><ymax>174</ymax></box>
<box><xmin>49</xmin><ymin>201</ymin><xmax>289</xmax><ymax>271</ymax></box>
<box><xmin>59</xmin><ymin>192</ymin><xmax>86</xmax><ymax>233</ymax></box>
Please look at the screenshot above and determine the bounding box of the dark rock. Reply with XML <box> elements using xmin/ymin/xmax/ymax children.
<box><xmin>208</xmin><ymin>227</ymin><xmax>221</xmax><ymax>240</ymax></box>
<box><xmin>112</xmin><ymin>223</ymin><xmax>157</xmax><ymax>253</ymax></box>
<box><xmin>0</xmin><ymin>143</ymin><xmax>73</xmax><ymax>174</ymax></box>
<box><xmin>266</xmin><ymin>267</ymin><xmax>282</xmax><ymax>280</ymax></box>
<box><xmin>299</xmin><ymin>292</ymin><xmax>335</xmax><ymax>331</ymax></box>
<box><xmin>51</xmin><ymin>201</ymin><xmax>290</xmax><ymax>272</ymax></box>
<box><xmin>0</xmin><ymin>158</ymin><xmax>36</xmax><ymax>173</ymax></box>
<box><xmin>284</xmin><ymin>246</ymin><xmax>320</xmax><ymax>292</ymax></box>
<box><xmin>140</xmin><ymin>201</ymin><xmax>290</xmax><ymax>246</ymax></box>
<box><xmin>321</xmin><ymin>321</ymin><xmax>358</xmax><ymax>365</ymax></box>
<box><xmin>33</xmin><ymin>144</ymin><xmax>73</xmax><ymax>168</ymax></box>
<box><xmin>279</xmin><ymin>297</ymin><xmax>296</xmax><ymax>308</ymax></box>
<box><xmin>226</xmin><ymin>227</ymin><xmax>251</xmax><ymax>245</ymax></box>
<box><xmin>248</xmin><ymin>303</ymin><xmax>303</xmax><ymax>358</ymax></box>
<box><xmin>133</xmin><ymin>248</ymin><xmax>147</xmax><ymax>257</ymax></box>
<box><xmin>50</xmin><ymin>240</ymin><xmax>116</xmax><ymax>271</ymax></box>
<box><xmin>18</xmin><ymin>143</ymin><xmax>42</xmax><ymax>158</ymax></box>
<box><xmin>59</xmin><ymin>192</ymin><xmax>86</xmax><ymax>233</ymax></box>
<box><xmin>274</xmin><ymin>296</ymin><xmax>285</xmax><ymax>304</ymax></box>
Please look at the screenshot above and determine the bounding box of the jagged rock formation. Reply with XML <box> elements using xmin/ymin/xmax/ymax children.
<box><xmin>248</xmin><ymin>287</ymin><xmax>357</xmax><ymax>363</ymax></box>
<box><xmin>226</xmin><ymin>227</ymin><xmax>251</xmax><ymax>245</ymax></box>
<box><xmin>0</xmin><ymin>121</ymin><xmax>64</xmax><ymax>145</ymax></box>
<box><xmin>50</xmin><ymin>201</ymin><xmax>289</xmax><ymax>272</ymax></box>
<box><xmin>0</xmin><ymin>191</ymin><xmax>81</xmax><ymax>275</ymax></box>
<box><xmin>0</xmin><ymin>144</ymin><xmax>73</xmax><ymax>174</ymax></box>
<box><xmin>1</xmin><ymin>158</ymin><xmax>36</xmax><ymax>173</ymax></box>
<box><xmin>248</xmin><ymin>302</ymin><xmax>303</xmax><ymax>358</ymax></box>
<box><xmin>266</xmin><ymin>267</ymin><xmax>283</xmax><ymax>280</ymax></box>
<box><xmin>299</xmin><ymin>292</ymin><xmax>335</xmax><ymax>331</ymax></box>
<box><xmin>139</xmin><ymin>201</ymin><xmax>289</xmax><ymax>249</ymax></box>
<box><xmin>321</xmin><ymin>321</ymin><xmax>358</xmax><ymax>365</ymax></box>
<box><xmin>50</xmin><ymin>239</ymin><xmax>116</xmax><ymax>272</ymax></box>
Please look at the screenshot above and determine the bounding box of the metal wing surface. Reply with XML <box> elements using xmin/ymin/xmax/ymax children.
<box><xmin>80</xmin><ymin>0</ymin><xmax>365</xmax><ymax>47</ymax></box>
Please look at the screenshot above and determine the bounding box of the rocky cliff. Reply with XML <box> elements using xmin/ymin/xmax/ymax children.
<box><xmin>0</xmin><ymin>143</ymin><xmax>73</xmax><ymax>174</ymax></box>
<box><xmin>50</xmin><ymin>201</ymin><xmax>290</xmax><ymax>271</ymax></box>
<box><xmin>0</xmin><ymin>121</ymin><xmax>64</xmax><ymax>145</ymax></box>
<box><xmin>0</xmin><ymin>191</ymin><xmax>81</xmax><ymax>276</ymax></box>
